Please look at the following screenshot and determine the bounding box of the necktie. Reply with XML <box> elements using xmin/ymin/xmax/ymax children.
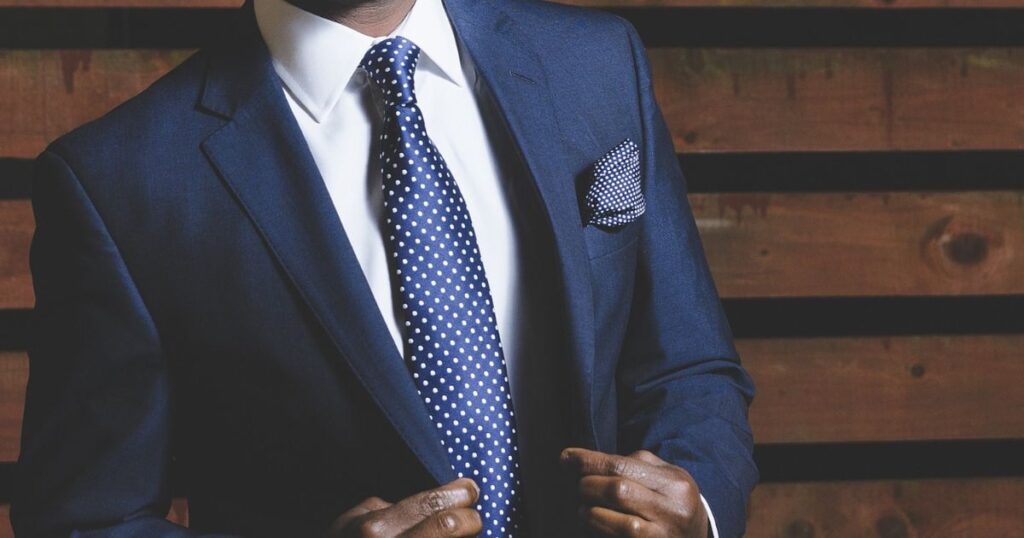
<box><xmin>359</xmin><ymin>36</ymin><xmax>524</xmax><ymax>537</ymax></box>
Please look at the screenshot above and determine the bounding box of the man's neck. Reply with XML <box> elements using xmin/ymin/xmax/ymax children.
<box><xmin>283</xmin><ymin>0</ymin><xmax>416</xmax><ymax>37</ymax></box>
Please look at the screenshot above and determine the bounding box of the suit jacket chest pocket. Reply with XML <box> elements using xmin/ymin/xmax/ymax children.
<box><xmin>586</xmin><ymin>222</ymin><xmax>640</xmax><ymax>387</ymax></box>
<box><xmin>584</xmin><ymin>221</ymin><xmax>641</xmax><ymax>261</ymax></box>
<box><xmin>585</xmin><ymin>220</ymin><xmax>640</xmax><ymax>329</ymax></box>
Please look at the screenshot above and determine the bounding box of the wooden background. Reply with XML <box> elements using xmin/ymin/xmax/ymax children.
<box><xmin>2</xmin><ymin>0</ymin><xmax>1024</xmax><ymax>536</ymax></box>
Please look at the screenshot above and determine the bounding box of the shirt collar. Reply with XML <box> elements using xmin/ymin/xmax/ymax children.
<box><xmin>254</xmin><ymin>0</ymin><xmax>465</xmax><ymax>123</ymax></box>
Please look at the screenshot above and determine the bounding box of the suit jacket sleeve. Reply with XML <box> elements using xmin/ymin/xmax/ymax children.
<box><xmin>12</xmin><ymin>150</ymin><xmax>238</xmax><ymax>537</ymax></box>
<box><xmin>612</xmin><ymin>19</ymin><xmax>759</xmax><ymax>538</ymax></box>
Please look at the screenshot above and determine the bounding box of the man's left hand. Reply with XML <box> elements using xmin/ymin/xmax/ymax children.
<box><xmin>561</xmin><ymin>447</ymin><xmax>709</xmax><ymax>537</ymax></box>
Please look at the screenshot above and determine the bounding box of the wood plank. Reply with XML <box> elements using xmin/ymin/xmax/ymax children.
<box><xmin>2</xmin><ymin>335</ymin><xmax>1021</xmax><ymax>461</ymax></box>
<box><xmin>739</xmin><ymin>335</ymin><xmax>1024</xmax><ymax>444</ymax></box>
<box><xmin>1</xmin><ymin>479</ymin><xmax>1022</xmax><ymax>536</ymax></box>
<box><xmin>0</xmin><ymin>352</ymin><xmax>27</xmax><ymax>462</ymax></box>
<box><xmin>0</xmin><ymin>191</ymin><xmax>1020</xmax><ymax>307</ymax></box>
<box><xmin>0</xmin><ymin>50</ymin><xmax>195</xmax><ymax>160</ymax></box>
<box><xmin>4</xmin><ymin>0</ymin><xmax>1024</xmax><ymax>7</ymax></box>
<box><xmin>748</xmin><ymin>478</ymin><xmax>1024</xmax><ymax>537</ymax></box>
<box><xmin>652</xmin><ymin>48</ymin><xmax>1024</xmax><ymax>152</ymax></box>
<box><xmin>0</xmin><ymin>202</ymin><xmax>33</xmax><ymax>310</ymax></box>
<box><xmin>691</xmin><ymin>191</ymin><xmax>1024</xmax><ymax>298</ymax></box>
<box><xmin>6</xmin><ymin>48</ymin><xmax>1024</xmax><ymax>157</ymax></box>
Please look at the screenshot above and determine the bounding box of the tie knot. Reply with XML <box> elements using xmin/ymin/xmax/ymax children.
<box><xmin>359</xmin><ymin>36</ymin><xmax>421</xmax><ymax>108</ymax></box>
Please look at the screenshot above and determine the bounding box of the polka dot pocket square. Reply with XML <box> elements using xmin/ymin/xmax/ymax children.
<box><xmin>582</xmin><ymin>137</ymin><xmax>645</xmax><ymax>229</ymax></box>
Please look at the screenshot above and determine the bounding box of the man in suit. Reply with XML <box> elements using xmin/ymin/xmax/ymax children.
<box><xmin>12</xmin><ymin>0</ymin><xmax>757</xmax><ymax>536</ymax></box>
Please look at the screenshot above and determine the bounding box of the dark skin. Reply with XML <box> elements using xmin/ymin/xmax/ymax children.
<box><xmin>326</xmin><ymin>447</ymin><xmax>709</xmax><ymax>537</ymax></box>
<box><xmin>292</xmin><ymin>1</ymin><xmax>710</xmax><ymax>536</ymax></box>
<box><xmin>561</xmin><ymin>448</ymin><xmax>709</xmax><ymax>538</ymax></box>
<box><xmin>284</xmin><ymin>0</ymin><xmax>415</xmax><ymax>36</ymax></box>
<box><xmin>326</xmin><ymin>478</ymin><xmax>483</xmax><ymax>537</ymax></box>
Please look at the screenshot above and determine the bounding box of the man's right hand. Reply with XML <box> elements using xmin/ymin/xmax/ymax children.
<box><xmin>327</xmin><ymin>478</ymin><xmax>482</xmax><ymax>537</ymax></box>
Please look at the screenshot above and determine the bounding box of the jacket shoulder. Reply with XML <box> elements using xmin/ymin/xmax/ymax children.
<box><xmin>44</xmin><ymin>49</ymin><xmax>215</xmax><ymax>173</ymax></box>
<box><xmin>501</xmin><ymin>0</ymin><xmax>642</xmax><ymax>91</ymax></box>
<box><xmin>499</xmin><ymin>1</ymin><xmax>645</xmax><ymax>149</ymax></box>
<box><xmin>504</xmin><ymin>0</ymin><xmax>638</xmax><ymax>51</ymax></box>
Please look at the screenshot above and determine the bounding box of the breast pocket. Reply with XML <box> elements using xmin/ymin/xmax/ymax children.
<box><xmin>583</xmin><ymin>220</ymin><xmax>641</xmax><ymax>261</ymax></box>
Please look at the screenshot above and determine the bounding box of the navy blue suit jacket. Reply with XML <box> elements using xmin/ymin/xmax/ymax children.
<box><xmin>12</xmin><ymin>0</ymin><xmax>757</xmax><ymax>536</ymax></box>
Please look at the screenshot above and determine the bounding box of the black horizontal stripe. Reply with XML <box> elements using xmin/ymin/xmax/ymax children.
<box><xmin>0</xmin><ymin>463</ymin><xmax>10</xmax><ymax>501</ymax></box>
<box><xmin>0</xmin><ymin>7</ymin><xmax>235</xmax><ymax>49</ymax></box>
<box><xmin>680</xmin><ymin>151</ymin><xmax>1024</xmax><ymax>193</ymax></box>
<box><xmin>7</xmin><ymin>151</ymin><xmax>1024</xmax><ymax>200</ymax></box>
<box><xmin>723</xmin><ymin>296</ymin><xmax>1024</xmax><ymax>338</ymax></box>
<box><xmin>755</xmin><ymin>439</ymin><xmax>1024</xmax><ymax>482</ymax></box>
<box><xmin>0</xmin><ymin>297</ymin><xmax>1020</xmax><ymax>351</ymax></box>
<box><xmin>0</xmin><ymin>160</ymin><xmax>33</xmax><ymax>199</ymax></box>
<box><xmin>0</xmin><ymin>311</ymin><xmax>28</xmax><ymax>351</ymax></box>
<box><xmin>4</xmin><ymin>7</ymin><xmax>1024</xmax><ymax>48</ymax></box>
<box><xmin>0</xmin><ymin>297</ymin><xmax>1020</xmax><ymax>349</ymax></box>
<box><xmin>618</xmin><ymin>7</ymin><xmax>1024</xmax><ymax>48</ymax></box>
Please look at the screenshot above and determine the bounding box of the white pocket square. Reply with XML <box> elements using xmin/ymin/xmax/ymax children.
<box><xmin>581</xmin><ymin>137</ymin><xmax>645</xmax><ymax>228</ymax></box>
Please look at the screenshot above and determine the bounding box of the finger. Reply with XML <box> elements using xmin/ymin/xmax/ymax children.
<box><xmin>629</xmin><ymin>449</ymin><xmax>666</xmax><ymax>466</ymax></box>
<box><xmin>385</xmin><ymin>478</ymin><xmax>480</xmax><ymax>531</ymax></box>
<box><xmin>354</xmin><ymin>496</ymin><xmax>393</xmax><ymax>514</ymax></box>
<box><xmin>579</xmin><ymin>475</ymin><xmax>666</xmax><ymax>520</ymax></box>
<box><xmin>580</xmin><ymin>505</ymin><xmax>659</xmax><ymax>537</ymax></box>
<box><xmin>330</xmin><ymin>496</ymin><xmax>393</xmax><ymax>532</ymax></box>
<box><xmin>401</xmin><ymin>507</ymin><xmax>482</xmax><ymax>537</ymax></box>
<box><xmin>562</xmin><ymin>447</ymin><xmax>675</xmax><ymax>493</ymax></box>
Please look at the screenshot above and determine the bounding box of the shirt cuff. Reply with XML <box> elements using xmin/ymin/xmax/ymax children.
<box><xmin>700</xmin><ymin>494</ymin><xmax>719</xmax><ymax>538</ymax></box>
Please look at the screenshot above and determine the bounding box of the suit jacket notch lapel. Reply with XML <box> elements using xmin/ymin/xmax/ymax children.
<box><xmin>196</xmin><ymin>0</ymin><xmax>604</xmax><ymax>488</ymax></box>
<box><xmin>197</xmin><ymin>2</ymin><xmax>457</xmax><ymax>486</ymax></box>
<box><xmin>442</xmin><ymin>0</ymin><xmax>601</xmax><ymax>450</ymax></box>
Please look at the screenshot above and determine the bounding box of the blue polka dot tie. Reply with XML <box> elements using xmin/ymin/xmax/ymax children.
<box><xmin>359</xmin><ymin>37</ymin><xmax>524</xmax><ymax>537</ymax></box>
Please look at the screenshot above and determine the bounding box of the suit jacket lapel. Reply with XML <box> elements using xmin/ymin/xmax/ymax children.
<box><xmin>197</xmin><ymin>3</ymin><xmax>457</xmax><ymax>485</ymax></box>
<box><xmin>442</xmin><ymin>0</ymin><xmax>600</xmax><ymax>450</ymax></box>
<box><xmin>196</xmin><ymin>0</ymin><xmax>603</xmax><ymax>489</ymax></box>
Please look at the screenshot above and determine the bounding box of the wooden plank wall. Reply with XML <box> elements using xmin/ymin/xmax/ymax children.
<box><xmin>1</xmin><ymin>0</ymin><xmax>1023</xmax><ymax>536</ymax></box>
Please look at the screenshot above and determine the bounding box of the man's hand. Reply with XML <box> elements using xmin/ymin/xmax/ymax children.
<box><xmin>561</xmin><ymin>447</ymin><xmax>709</xmax><ymax>537</ymax></box>
<box><xmin>327</xmin><ymin>478</ymin><xmax>482</xmax><ymax>537</ymax></box>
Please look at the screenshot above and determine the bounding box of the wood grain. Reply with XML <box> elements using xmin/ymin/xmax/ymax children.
<box><xmin>2</xmin><ymin>334</ymin><xmax>1021</xmax><ymax>461</ymax></box>
<box><xmin>7</xmin><ymin>48</ymin><xmax>1024</xmax><ymax>157</ymax></box>
<box><xmin>0</xmin><ymin>50</ymin><xmax>194</xmax><ymax>160</ymax></box>
<box><xmin>0</xmin><ymin>352</ymin><xmax>27</xmax><ymax>463</ymax></box>
<box><xmin>0</xmin><ymin>202</ymin><xmax>32</xmax><ymax>312</ymax></box>
<box><xmin>748</xmin><ymin>478</ymin><xmax>1024</xmax><ymax>537</ymax></box>
<box><xmin>739</xmin><ymin>335</ymin><xmax>1024</xmax><ymax>444</ymax></box>
<box><xmin>691</xmin><ymin>191</ymin><xmax>1024</xmax><ymax>298</ymax></box>
<box><xmin>2</xmin><ymin>478</ymin><xmax>1022</xmax><ymax>536</ymax></box>
<box><xmin>651</xmin><ymin>48</ymin><xmax>1024</xmax><ymax>153</ymax></box>
<box><xmin>0</xmin><ymin>191</ymin><xmax>1020</xmax><ymax>307</ymax></box>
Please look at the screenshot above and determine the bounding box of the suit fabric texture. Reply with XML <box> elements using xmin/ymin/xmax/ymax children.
<box><xmin>12</xmin><ymin>0</ymin><xmax>758</xmax><ymax>536</ymax></box>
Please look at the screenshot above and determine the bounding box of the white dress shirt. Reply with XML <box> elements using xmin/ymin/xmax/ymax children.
<box><xmin>253</xmin><ymin>1</ymin><xmax>718</xmax><ymax>535</ymax></box>
<box><xmin>253</xmin><ymin>0</ymin><xmax>523</xmax><ymax>379</ymax></box>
